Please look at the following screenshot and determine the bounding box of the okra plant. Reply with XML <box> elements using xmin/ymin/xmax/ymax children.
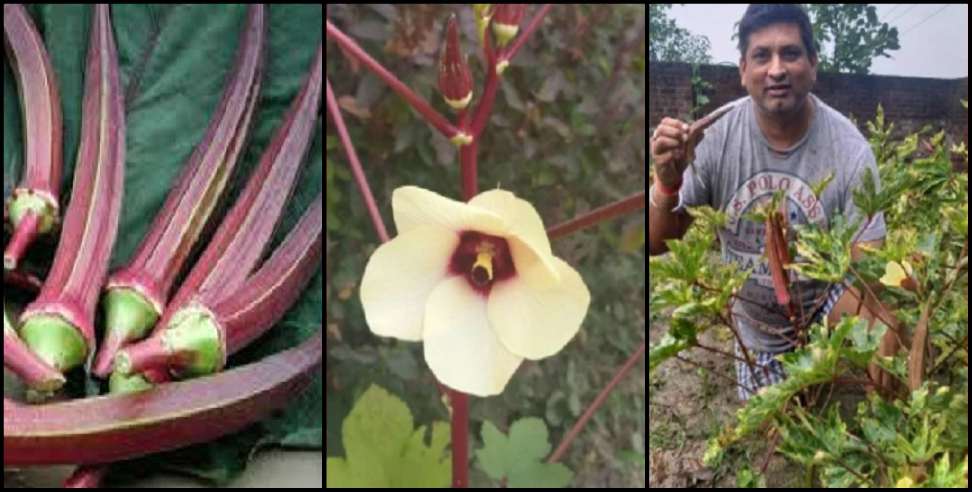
<box><xmin>649</xmin><ymin>104</ymin><xmax>968</xmax><ymax>487</ymax></box>
<box><xmin>3</xmin><ymin>4</ymin><xmax>323</xmax><ymax>487</ymax></box>
<box><xmin>326</xmin><ymin>4</ymin><xmax>646</xmax><ymax>488</ymax></box>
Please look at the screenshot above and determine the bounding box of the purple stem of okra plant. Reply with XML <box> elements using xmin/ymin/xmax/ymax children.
<box><xmin>325</xmin><ymin>19</ymin><xmax>468</xmax><ymax>144</ymax></box>
<box><xmin>325</xmin><ymin>77</ymin><xmax>389</xmax><ymax>243</ymax></box>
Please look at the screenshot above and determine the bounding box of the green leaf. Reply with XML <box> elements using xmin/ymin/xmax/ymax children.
<box><xmin>649</xmin><ymin>333</ymin><xmax>694</xmax><ymax>372</ymax></box>
<box><xmin>790</xmin><ymin>214</ymin><xmax>858</xmax><ymax>283</ymax></box>
<box><xmin>476</xmin><ymin>418</ymin><xmax>574</xmax><ymax>488</ymax></box>
<box><xmin>327</xmin><ymin>385</ymin><xmax>450</xmax><ymax>488</ymax></box>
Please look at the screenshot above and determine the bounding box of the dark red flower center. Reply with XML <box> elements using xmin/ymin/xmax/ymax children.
<box><xmin>448</xmin><ymin>231</ymin><xmax>516</xmax><ymax>295</ymax></box>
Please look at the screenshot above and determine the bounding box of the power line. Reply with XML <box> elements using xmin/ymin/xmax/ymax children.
<box><xmin>901</xmin><ymin>4</ymin><xmax>951</xmax><ymax>36</ymax></box>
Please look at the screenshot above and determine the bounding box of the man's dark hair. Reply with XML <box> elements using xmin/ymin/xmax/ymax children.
<box><xmin>738</xmin><ymin>4</ymin><xmax>817</xmax><ymax>60</ymax></box>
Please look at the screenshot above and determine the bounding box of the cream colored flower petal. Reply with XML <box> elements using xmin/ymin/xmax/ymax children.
<box><xmin>469</xmin><ymin>189</ymin><xmax>552</xmax><ymax>257</ymax></box>
<box><xmin>423</xmin><ymin>276</ymin><xmax>523</xmax><ymax>397</ymax></box>
<box><xmin>508</xmin><ymin>235</ymin><xmax>561</xmax><ymax>286</ymax></box>
<box><xmin>488</xmin><ymin>256</ymin><xmax>590</xmax><ymax>360</ymax></box>
<box><xmin>360</xmin><ymin>225</ymin><xmax>459</xmax><ymax>341</ymax></box>
<box><xmin>393</xmin><ymin>186</ymin><xmax>507</xmax><ymax>237</ymax></box>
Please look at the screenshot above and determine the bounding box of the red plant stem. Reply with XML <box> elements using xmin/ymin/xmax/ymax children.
<box><xmin>450</xmin><ymin>389</ymin><xmax>470</xmax><ymax>488</ymax></box>
<box><xmin>549</xmin><ymin>340</ymin><xmax>646</xmax><ymax>463</ymax></box>
<box><xmin>19</xmin><ymin>3</ymin><xmax>125</xmax><ymax>373</ymax></box>
<box><xmin>3</xmin><ymin>4</ymin><xmax>64</xmax><ymax>271</ymax></box>
<box><xmin>449</xmin><ymin>89</ymin><xmax>480</xmax><ymax>490</ymax></box>
<box><xmin>64</xmin><ymin>466</ymin><xmax>108</xmax><ymax>488</ymax></box>
<box><xmin>326</xmin><ymin>19</ymin><xmax>463</xmax><ymax>142</ymax></box>
<box><xmin>459</xmin><ymin>142</ymin><xmax>478</xmax><ymax>202</ymax></box>
<box><xmin>5</xmin><ymin>308</ymin><xmax>66</xmax><ymax>391</ymax></box>
<box><xmin>4</xmin><ymin>330</ymin><xmax>323</xmax><ymax>467</ymax></box>
<box><xmin>469</xmin><ymin>63</ymin><xmax>501</xmax><ymax>138</ymax></box>
<box><xmin>5</xmin><ymin>211</ymin><xmax>40</xmax><ymax>268</ymax></box>
<box><xmin>469</xmin><ymin>6</ymin><xmax>554</xmax><ymax>139</ymax></box>
<box><xmin>546</xmin><ymin>191</ymin><xmax>646</xmax><ymax>240</ymax></box>
<box><xmin>325</xmin><ymin>77</ymin><xmax>389</xmax><ymax>242</ymax></box>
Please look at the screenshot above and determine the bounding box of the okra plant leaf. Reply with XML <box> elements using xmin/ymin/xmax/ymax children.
<box><xmin>326</xmin><ymin>385</ymin><xmax>451</xmax><ymax>488</ymax></box>
<box><xmin>476</xmin><ymin>417</ymin><xmax>574</xmax><ymax>488</ymax></box>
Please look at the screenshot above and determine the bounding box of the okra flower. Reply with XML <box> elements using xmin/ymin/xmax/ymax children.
<box><xmin>360</xmin><ymin>186</ymin><xmax>590</xmax><ymax>397</ymax></box>
<box><xmin>879</xmin><ymin>260</ymin><xmax>917</xmax><ymax>292</ymax></box>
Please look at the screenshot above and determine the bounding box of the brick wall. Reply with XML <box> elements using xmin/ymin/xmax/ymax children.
<box><xmin>649</xmin><ymin>62</ymin><xmax>968</xmax><ymax>144</ymax></box>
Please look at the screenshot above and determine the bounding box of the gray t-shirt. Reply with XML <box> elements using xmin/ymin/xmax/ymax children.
<box><xmin>678</xmin><ymin>94</ymin><xmax>886</xmax><ymax>353</ymax></box>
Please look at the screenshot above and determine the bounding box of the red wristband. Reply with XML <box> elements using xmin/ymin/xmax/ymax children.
<box><xmin>653</xmin><ymin>176</ymin><xmax>682</xmax><ymax>197</ymax></box>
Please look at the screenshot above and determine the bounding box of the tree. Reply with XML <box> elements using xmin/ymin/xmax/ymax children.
<box><xmin>649</xmin><ymin>4</ymin><xmax>712</xmax><ymax>64</ymax></box>
<box><xmin>806</xmin><ymin>4</ymin><xmax>900</xmax><ymax>74</ymax></box>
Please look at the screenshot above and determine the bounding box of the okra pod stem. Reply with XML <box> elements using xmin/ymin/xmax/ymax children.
<box><xmin>4</xmin><ymin>304</ymin><xmax>66</xmax><ymax>392</ymax></box>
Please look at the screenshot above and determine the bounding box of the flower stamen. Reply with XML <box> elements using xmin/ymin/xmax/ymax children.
<box><xmin>471</xmin><ymin>251</ymin><xmax>494</xmax><ymax>286</ymax></box>
<box><xmin>449</xmin><ymin>230</ymin><xmax>515</xmax><ymax>295</ymax></box>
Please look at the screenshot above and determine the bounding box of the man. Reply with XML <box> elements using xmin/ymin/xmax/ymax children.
<box><xmin>648</xmin><ymin>5</ymin><xmax>893</xmax><ymax>400</ymax></box>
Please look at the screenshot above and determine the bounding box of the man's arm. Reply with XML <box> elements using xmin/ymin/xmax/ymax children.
<box><xmin>647</xmin><ymin>187</ymin><xmax>693</xmax><ymax>256</ymax></box>
<box><xmin>826</xmin><ymin>239</ymin><xmax>904</xmax><ymax>390</ymax></box>
<box><xmin>648</xmin><ymin>106</ymin><xmax>735</xmax><ymax>256</ymax></box>
<box><xmin>826</xmin><ymin>239</ymin><xmax>892</xmax><ymax>326</ymax></box>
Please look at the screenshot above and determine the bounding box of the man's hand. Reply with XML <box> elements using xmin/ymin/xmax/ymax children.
<box><xmin>650</xmin><ymin>117</ymin><xmax>693</xmax><ymax>189</ymax></box>
<box><xmin>649</xmin><ymin>103</ymin><xmax>735</xmax><ymax>190</ymax></box>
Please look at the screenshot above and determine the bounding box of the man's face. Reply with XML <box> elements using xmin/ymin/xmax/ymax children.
<box><xmin>739</xmin><ymin>23</ymin><xmax>817</xmax><ymax>117</ymax></box>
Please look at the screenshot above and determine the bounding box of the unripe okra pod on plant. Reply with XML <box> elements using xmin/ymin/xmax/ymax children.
<box><xmin>18</xmin><ymin>3</ymin><xmax>126</xmax><ymax>374</ymax></box>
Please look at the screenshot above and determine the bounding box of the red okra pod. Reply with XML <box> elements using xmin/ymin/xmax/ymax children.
<box><xmin>18</xmin><ymin>4</ymin><xmax>125</xmax><ymax>373</ymax></box>
<box><xmin>4</xmin><ymin>304</ymin><xmax>66</xmax><ymax>392</ymax></box>
<box><xmin>117</xmin><ymin>195</ymin><xmax>323</xmax><ymax>377</ymax></box>
<box><xmin>3</xmin><ymin>4</ymin><xmax>64</xmax><ymax>271</ymax></box>
<box><xmin>112</xmin><ymin>42</ymin><xmax>322</xmax><ymax>387</ymax></box>
<box><xmin>93</xmin><ymin>4</ymin><xmax>267</xmax><ymax>377</ymax></box>
<box><xmin>4</xmin><ymin>329</ymin><xmax>322</xmax><ymax>466</ymax></box>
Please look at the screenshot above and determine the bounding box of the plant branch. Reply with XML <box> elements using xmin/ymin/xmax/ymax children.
<box><xmin>549</xmin><ymin>340</ymin><xmax>645</xmax><ymax>463</ymax></box>
<box><xmin>547</xmin><ymin>191</ymin><xmax>645</xmax><ymax>240</ymax></box>
<box><xmin>325</xmin><ymin>77</ymin><xmax>389</xmax><ymax>242</ymax></box>
<box><xmin>450</xmin><ymin>389</ymin><xmax>469</xmax><ymax>488</ymax></box>
<box><xmin>497</xmin><ymin>5</ymin><xmax>553</xmax><ymax>63</ymax></box>
<box><xmin>326</xmin><ymin>19</ymin><xmax>463</xmax><ymax>142</ymax></box>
